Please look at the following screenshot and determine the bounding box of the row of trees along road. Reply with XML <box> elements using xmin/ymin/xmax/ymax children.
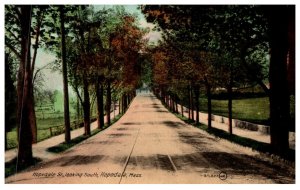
<box><xmin>5</xmin><ymin>5</ymin><xmax>147</xmax><ymax>168</ymax></box>
<box><xmin>141</xmin><ymin>5</ymin><xmax>295</xmax><ymax>158</ymax></box>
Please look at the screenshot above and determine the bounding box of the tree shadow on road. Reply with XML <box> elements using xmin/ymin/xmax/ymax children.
<box><xmin>120</xmin><ymin>122</ymin><xmax>142</xmax><ymax>125</ymax></box>
<box><xmin>162</xmin><ymin>121</ymin><xmax>185</xmax><ymax>128</ymax></box>
<box><xmin>31</xmin><ymin>155</ymin><xmax>106</xmax><ymax>169</ymax></box>
<box><xmin>128</xmin><ymin>154</ymin><xmax>176</xmax><ymax>172</ymax></box>
<box><xmin>201</xmin><ymin>151</ymin><xmax>295</xmax><ymax>183</ymax></box>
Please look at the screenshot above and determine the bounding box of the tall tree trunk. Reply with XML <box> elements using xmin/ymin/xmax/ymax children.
<box><xmin>5</xmin><ymin>54</ymin><xmax>16</xmax><ymax>150</ymax></box>
<box><xmin>266</xmin><ymin>6</ymin><xmax>291</xmax><ymax>156</ymax></box>
<box><xmin>83</xmin><ymin>75</ymin><xmax>90</xmax><ymax>136</ymax></box>
<box><xmin>100</xmin><ymin>84</ymin><xmax>104</xmax><ymax>126</ymax></box>
<box><xmin>59</xmin><ymin>6</ymin><xmax>71</xmax><ymax>142</ymax></box>
<box><xmin>127</xmin><ymin>93</ymin><xmax>129</xmax><ymax>108</ymax></box>
<box><xmin>172</xmin><ymin>95</ymin><xmax>176</xmax><ymax>112</ymax></box>
<box><xmin>188</xmin><ymin>85</ymin><xmax>191</xmax><ymax>120</ymax></box>
<box><xmin>119</xmin><ymin>98</ymin><xmax>121</xmax><ymax>114</ymax></box>
<box><xmin>122</xmin><ymin>94</ymin><xmax>125</xmax><ymax>113</ymax></box>
<box><xmin>28</xmin><ymin>85</ymin><xmax>37</xmax><ymax>143</ymax></box>
<box><xmin>205</xmin><ymin>79</ymin><xmax>212</xmax><ymax>129</ymax></box>
<box><xmin>169</xmin><ymin>95</ymin><xmax>172</xmax><ymax>111</ymax></box>
<box><xmin>113</xmin><ymin>101</ymin><xmax>116</xmax><ymax>118</ymax></box>
<box><xmin>77</xmin><ymin>96</ymin><xmax>80</xmax><ymax>124</ymax></box>
<box><xmin>120</xmin><ymin>95</ymin><xmax>123</xmax><ymax>114</ymax></box>
<box><xmin>194</xmin><ymin>85</ymin><xmax>200</xmax><ymax>124</ymax></box>
<box><xmin>106</xmin><ymin>81</ymin><xmax>111</xmax><ymax>125</ymax></box>
<box><xmin>125</xmin><ymin>93</ymin><xmax>128</xmax><ymax>111</ymax></box>
<box><xmin>127</xmin><ymin>93</ymin><xmax>130</xmax><ymax>107</ymax></box>
<box><xmin>161</xmin><ymin>88</ymin><xmax>165</xmax><ymax>104</ymax></box>
<box><xmin>96</xmin><ymin>81</ymin><xmax>100</xmax><ymax>128</ymax></box>
<box><xmin>287</xmin><ymin>7</ymin><xmax>295</xmax><ymax>95</ymax></box>
<box><xmin>17</xmin><ymin>5</ymin><xmax>33</xmax><ymax>167</ymax></box>
<box><xmin>166</xmin><ymin>94</ymin><xmax>169</xmax><ymax>108</ymax></box>
<box><xmin>175</xmin><ymin>97</ymin><xmax>178</xmax><ymax>113</ymax></box>
<box><xmin>29</xmin><ymin>9</ymin><xmax>43</xmax><ymax>144</ymax></box>
<box><xmin>96</xmin><ymin>81</ymin><xmax>104</xmax><ymax>129</ymax></box>
<box><xmin>227</xmin><ymin>78</ymin><xmax>233</xmax><ymax>135</ymax></box>
<box><xmin>181</xmin><ymin>103</ymin><xmax>184</xmax><ymax>117</ymax></box>
<box><xmin>190</xmin><ymin>84</ymin><xmax>194</xmax><ymax>121</ymax></box>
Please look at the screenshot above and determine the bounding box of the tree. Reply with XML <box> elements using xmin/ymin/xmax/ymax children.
<box><xmin>109</xmin><ymin>15</ymin><xmax>147</xmax><ymax>115</ymax></box>
<box><xmin>143</xmin><ymin>5</ymin><xmax>295</xmax><ymax>157</ymax></box>
<box><xmin>141</xmin><ymin>5</ymin><xmax>215</xmax><ymax>123</ymax></box>
<box><xmin>5</xmin><ymin>5</ymin><xmax>49</xmax><ymax>145</ymax></box>
<box><xmin>59</xmin><ymin>6</ymin><xmax>71</xmax><ymax>142</ymax></box>
<box><xmin>46</xmin><ymin>5</ymin><xmax>93</xmax><ymax>136</ymax></box>
<box><xmin>264</xmin><ymin>5</ymin><xmax>294</xmax><ymax>156</ymax></box>
<box><xmin>42</xmin><ymin>5</ymin><xmax>82</xmax><ymax>142</ymax></box>
<box><xmin>142</xmin><ymin>5</ymin><xmax>267</xmax><ymax>131</ymax></box>
<box><xmin>5</xmin><ymin>53</ymin><xmax>17</xmax><ymax>150</ymax></box>
<box><xmin>15</xmin><ymin>5</ymin><xmax>33</xmax><ymax>167</ymax></box>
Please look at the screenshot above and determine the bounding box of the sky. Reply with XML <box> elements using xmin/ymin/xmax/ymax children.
<box><xmin>35</xmin><ymin>5</ymin><xmax>161</xmax><ymax>94</ymax></box>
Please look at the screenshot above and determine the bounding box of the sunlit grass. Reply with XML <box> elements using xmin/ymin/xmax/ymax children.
<box><xmin>6</xmin><ymin>115</ymin><xmax>96</xmax><ymax>150</ymax></box>
<box><xmin>199</xmin><ymin>95</ymin><xmax>295</xmax><ymax>127</ymax></box>
<box><xmin>199</xmin><ymin>97</ymin><xmax>270</xmax><ymax>125</ymax></box>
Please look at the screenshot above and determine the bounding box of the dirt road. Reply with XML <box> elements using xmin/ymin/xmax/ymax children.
<box><xmin>5</xmin><ymin>93</ymin><xmax>294</xmax><ymax>184</ymax></box>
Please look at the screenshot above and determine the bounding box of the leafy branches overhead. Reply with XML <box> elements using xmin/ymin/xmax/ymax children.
<box><xmin>142</xmin><ymin>5</ymin><xmax>295</xmax><ymax>157</ymax></box>
<box><xmin>142</xmin><ymin>5</ymin><xmax>269</xmax><ymax>81</ymax></box>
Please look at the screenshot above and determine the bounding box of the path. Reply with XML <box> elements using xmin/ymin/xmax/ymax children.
<box><xmin>5</xmin><ymin>93</ymin><xmax>294</xmax><ymax>184</ymax></box>
<box><xmin>180</xmin><ymin>105</ymin><xmax>295</xmax><ymax>149</ymax></box>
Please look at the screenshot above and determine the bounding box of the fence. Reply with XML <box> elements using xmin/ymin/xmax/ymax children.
<box><xmin>181</xmin><ymin>105</ymin><xmax>270</xmax><ymax>135</ymax></box>
<box><xmin>40</xmin><ymin>117</ymin><xmax>98</xmax><ymax>138</ymax></box>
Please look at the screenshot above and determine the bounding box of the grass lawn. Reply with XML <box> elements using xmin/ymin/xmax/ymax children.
<box><xmin>6</xmin><ymin>115</ymin><xmax>92</xmax><ymax>150</ymax></box>
<box><xmin>6</xmin><ymin>118</ymin><xmax>67</xmax><ymax>149</ymax></box>
<box><xmin>199</xmin><ymin>95</ymin><xmax>295</xmax><ymax>126</ymax></box>
<box><xmin>199</xmin><ymin>96</ymin><xmax>270</xmax><ymax>124</ymax></box>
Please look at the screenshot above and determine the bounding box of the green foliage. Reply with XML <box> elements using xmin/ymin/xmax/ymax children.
<box><xmin>140</xmin><ymin>58</ymin><xmax>153</xmax><ymax>86</ymax></box>
<box><xmin>142</xmin><ymin>5</ymin><xmax>270</xmax><ymax>99</ymax></box>
<box><xmin>6</xmin><ymin>115</ymin><xmax>96</xmax><ymax>150</ymax></box>
<box><xmin>5</xmin><ymin>54</ymin><xmax>17</xmax><ymax>133</ymax></box>
<box><xmin>200</xmin><ymin>96</ymin><xmax>270</xmax><ymax>125</ymax></box>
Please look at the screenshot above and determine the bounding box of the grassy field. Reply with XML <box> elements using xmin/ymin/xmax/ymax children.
<box><xmin>199</xmin><ymin>95</ymin><xmax>295</xmax><ymax>127</ymax></box>
<box><xmin>5</xmin><ymin>90</ymin><xmax>102</xmax><ymax>149</ymax></box>
<box><xmin>199</xmin><ymin>97</ymin><xmax>270</xmax><ymax>125</ymax></box>
<box><xmin>6</xmin><ymin>115</ymin><xmax>94</xmax><ymax>150</ymax></box>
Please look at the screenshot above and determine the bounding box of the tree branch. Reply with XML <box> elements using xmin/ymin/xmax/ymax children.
<box><xmin>5</xmin><ymin>42</ymin><xmax>21</xmax><ymax>59</ymax></box>
<box><xmin>73</xmin><ymin>84</ymin><xmax>84</xmax><ymax>107</ymax></box>
<box><xmin>32</xmin><ymin>62</ymin><xmax>51</xmax><ymax>85</ymax></box>
<box><xmin>257</xmin><ymin>79</ymin><xmax>270</xmax><ymax>96</ymax></box>
<box><xmin>13</xmin><ymin>6</ymin><xmax>22</xmax><ymax>20</ymax></box>
<box><xmin>31</xmin><ymin>9</ymin><xmax>45</xmax><ymax>76</ymax></box>
<box><xmin>5</xmin><ymin>27</ymin><xmax>20</xmax><ymax>43</ymax></box>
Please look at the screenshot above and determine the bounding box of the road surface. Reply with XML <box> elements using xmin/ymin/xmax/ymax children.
<box><xmin>5</xmin><ymin>93</ymin><xmax>295</xmax><ymax>184</ymax></box>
